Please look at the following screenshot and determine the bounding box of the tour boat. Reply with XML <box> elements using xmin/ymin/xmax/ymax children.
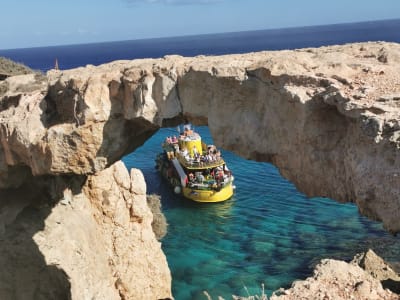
<box><xmin>155</xmin><ymin>125</ymin><xmax>235</xmax><ymax>203</ymax></box>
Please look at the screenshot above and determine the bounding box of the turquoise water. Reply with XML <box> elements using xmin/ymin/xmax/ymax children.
<box><xmin>123</xmin><ymin>126</ymin><xmax>400</xmax><ymax>299</ymax></box>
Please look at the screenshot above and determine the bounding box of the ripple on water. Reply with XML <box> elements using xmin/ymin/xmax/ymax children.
<box><xmin>122</xmin><ymin>126</ymin><xmax>400</xmax><ymax>299</ymax></box>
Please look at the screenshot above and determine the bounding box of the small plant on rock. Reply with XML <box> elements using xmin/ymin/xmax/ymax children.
<box><xmin>203</xmin><ymin>284</ymin><xmax>268</xmax><ymax>300</ymax></box>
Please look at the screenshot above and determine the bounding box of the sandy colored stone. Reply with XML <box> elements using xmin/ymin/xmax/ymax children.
<box><xmin>1</xmin><ymin>42</ymin><xmax>400</xmax><ymax>299</ymax></box>
<box><xmin>352</xmin><ymin>249</ymin><xmax>400</xmax><ymax>294</ymax></box>
<box><xmin>1</xmin><ymin>41</ymin><xmax>399</xmax><ymax>232</ymax></box>
<box><xmin>0</xmin><ymin>162</ymin><xmax>172</xmax><ymax>300</ymax></box>
<box><xmin>82</xmin><ymin>161</ymin><xmax>172</xmax><ymax>299</ymax></box>
<box><xmin>271</xmin><ymin>252</ymin><xmax>399</xmax><ymax>300</ymax></box>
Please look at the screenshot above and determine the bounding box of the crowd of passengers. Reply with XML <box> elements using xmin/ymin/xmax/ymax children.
<box><xmin>162</xmin><ymin>129</ymin><xmax>232</xmax><ymax>189</ymax></box>
<box><xmin>186</xmin><ymin>165</ymin><xmax>231</xmax><ymax>188</ymax></box>
<box><xmin>164</xmin><ymin>135</ymin><xmax>222</xmax><ymax>164</ymax></box>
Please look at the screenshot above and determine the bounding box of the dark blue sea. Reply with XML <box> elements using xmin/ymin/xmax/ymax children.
<box><xmin>1</xmin><ymin>19</ymin><xmax>400</xmax><ymax>72</ymax></box>
<box><xmin>2</xmin><ymin>19</ymin><xmax>400</xmax><ymax>299</ymax></box>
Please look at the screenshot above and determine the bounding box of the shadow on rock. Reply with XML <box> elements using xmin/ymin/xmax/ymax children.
<box><xmin>0</xmin><ymin>176</ymin><xmax>82</xmax><ymax>299</ymax></box>
<box><xmin>382</xmin><ymin>279</ymin><xmax>400</xmax><ymax>294</ymax></box>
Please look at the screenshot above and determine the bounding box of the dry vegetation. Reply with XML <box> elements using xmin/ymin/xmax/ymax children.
<box><xmin>0</xmin><ymin>56</ymin><xmax>35</xmax><ymax>76</ymax></box>
<box><xmin>0</xmin><ymin>57</ymin><xmax>46</xmax><ymax>98</ymax></box>
<box><xmin>203</xmin><ymin>284</ymin><xmax>269</xmax><ymax>300</ymax></box>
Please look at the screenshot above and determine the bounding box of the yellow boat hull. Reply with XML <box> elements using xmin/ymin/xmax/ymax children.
<box><xmin>182</xmin><ymin>183</ymin><xmax>234</xmax><ymax>203</ymax></box>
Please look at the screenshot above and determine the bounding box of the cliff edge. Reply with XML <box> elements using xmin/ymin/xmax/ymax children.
<box><xmin>0</xmin><ymin>42</ymin><xmax>399</xmax><ymax>299</ymax></box>
<box><xmin>1</xmin><ymin>41</ymin><xmax>399</xmax><ymax>231</ymax></box>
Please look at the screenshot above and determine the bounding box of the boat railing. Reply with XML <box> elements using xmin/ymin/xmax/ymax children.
<box><xmin>187</xmin><ymin>176</ymin><xmax>233</xmax><ymax>190</ymax></box>
<box><xmin>176</xmin><ymin>153</ymin><xmax>225</xmax><ymax>169</ymax></box>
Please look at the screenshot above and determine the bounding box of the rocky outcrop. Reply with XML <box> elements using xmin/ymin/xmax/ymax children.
<box><xmin>270</xmin><ymin>250</ymin><xmax>400</xmax><ymax>300</ymax></box>
<box><xmin>0</xmin><ymin>161</ymin><xmax>171</xmax><ymax>299</ymax></box>
<box><xmin>1</xmin><ymin>41</ymin><xmax>399</xmax><ymax>232</ymax></box>
<box><xmin>0</xmin><ymin>42</ymin><xmax>399</xmax><ymax>299</ymax></box>
<box><xmin>352</xmin><ymin>249</ymin><xmax>400</xmax><ymax>295</ymax></box>
<box><xmin>81</xmin><ymin>162</ymin><xmax>171</xmax><ymax>299</ymax></box>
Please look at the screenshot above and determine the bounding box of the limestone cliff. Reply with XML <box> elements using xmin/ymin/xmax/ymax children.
<box><xmin>1</xmin><ymin>41</ymin><xmax>399</xmax><ymax>232</ymax></box>
<box><xmin>0</xmin><ymin>42</ymin><xmax>399</xmax><ymax>299</ymax></box>
<box><xmin>0</xmin><ymin>161</ymin><xmax>171</xmax><ymax>299</ymax></box>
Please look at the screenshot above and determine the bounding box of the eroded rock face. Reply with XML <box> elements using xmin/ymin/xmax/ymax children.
<box><xmin>270</xmin><ymin>250</ymin><xmax>400</xmax><ymax>300</ymax></box>
<box><xmin>82</xmin><ymin>162</ymin><xmax>171</xmax><ymax>299</ymax></box>
<box><xmin>352</xmin><ymin>249</ymin><xmax>400</xmax><ymax>294</ymax></box>
<box><xmin>0</xmin><ymin>161</ymin><xmax>171</xmax><ymax>300</ymax></box>
<box><xmin>0</xmin><ymin>42</ymin><xmax>399</xmax><ymax>299</ymax></box>
<box><xmin>1</xmin><ymin>42</ymin><xmax>399</xmax><ymax>232</ymax></box>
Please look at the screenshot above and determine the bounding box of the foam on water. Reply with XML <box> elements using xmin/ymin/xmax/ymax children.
<box><xmin>123</xmin><ymin>126</ymin><xmax>400</xmax><ymax>299</ymax></box>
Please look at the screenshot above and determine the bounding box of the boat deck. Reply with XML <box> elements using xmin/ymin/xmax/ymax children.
<box><xmin>176</xmin><ymin>153</ymin><xmax>225</xmax><ymax>170</ymax></box>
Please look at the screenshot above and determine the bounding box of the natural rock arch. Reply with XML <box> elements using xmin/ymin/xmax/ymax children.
<box><xmin>0</xmin><ymin>42</ymin><xmax>399</xmax><ymax>299</ymax></box>
<box><xmin>1</xmin><ymin>42</ymin><xmax>398</xmax><ymax>232</ymax></box>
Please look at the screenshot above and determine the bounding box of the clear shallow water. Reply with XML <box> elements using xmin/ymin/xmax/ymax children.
<box><xmin>123</xmin><ymin>127</ymin><xmax>400</xmax><ymax>299</ymax></box>
<box><xmin>2</xmin><ymin>18</ymin><xmax>400</xmax><ymax>299</ymax></box>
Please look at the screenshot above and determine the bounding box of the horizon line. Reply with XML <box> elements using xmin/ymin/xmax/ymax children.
<box><xmin>1</xmin><ymin>17</ymin><xmax>399</xmax><ymax>52</ymax></box>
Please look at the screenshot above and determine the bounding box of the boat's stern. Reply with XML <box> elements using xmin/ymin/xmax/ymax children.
<box><xmin>182</xmin><ymin>183</ymin><xmax>234</xmax><ymax>203</ymax></box>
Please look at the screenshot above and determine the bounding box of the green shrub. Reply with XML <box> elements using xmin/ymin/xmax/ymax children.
<box><xmin>146</xmin><ymin>194</ymin><xmax>168</xmax><ymax>240</ymax></box>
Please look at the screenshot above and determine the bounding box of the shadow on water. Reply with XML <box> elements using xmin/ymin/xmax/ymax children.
<box><xmin>0</xmin><ymin>175</ymin><xmax>85</xmax><ymax>299</ymax></box>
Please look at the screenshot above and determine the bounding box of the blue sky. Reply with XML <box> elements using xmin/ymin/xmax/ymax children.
<box><xmin>1</xmin><ymin>0</ymin><xmax>399</xmax><ymax>49</ymax></box>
